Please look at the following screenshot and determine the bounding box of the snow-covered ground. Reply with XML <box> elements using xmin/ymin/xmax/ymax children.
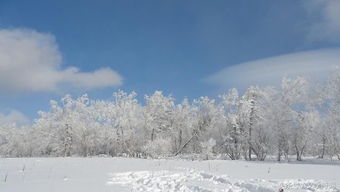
<box><xmin>0</xmin><ymin>157</ymin><xmax>339</xmax><ymax>192</ymax></box>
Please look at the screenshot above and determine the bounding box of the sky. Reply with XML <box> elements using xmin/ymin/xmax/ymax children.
<box><xmin>0</xmin><ymin>0</ymin><xmax>340</xmax><ymax>124</ymax></box>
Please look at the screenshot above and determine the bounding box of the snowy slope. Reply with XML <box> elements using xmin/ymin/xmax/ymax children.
<box><xmin>0</xmin><ymin>157</ymin><xmax>339</xmax><ymax>192</ymax></box>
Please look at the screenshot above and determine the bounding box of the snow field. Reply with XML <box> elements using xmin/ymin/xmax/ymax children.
<box><xmin>0</xmin><ymin>157</ymin><xmax>339</xmax><ymax>192</ymax></box>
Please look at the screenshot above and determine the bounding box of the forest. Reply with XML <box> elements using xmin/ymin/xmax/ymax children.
<box><xmin>1</xmin><ymin>73</ymin><xmax>340</xmax><ymax>162</ymax></box>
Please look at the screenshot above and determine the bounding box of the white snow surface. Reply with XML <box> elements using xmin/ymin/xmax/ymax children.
<box><xmin>0</xmin><ymin>157</ymin><xmax>339</xmax><ymax>192</ymax></box>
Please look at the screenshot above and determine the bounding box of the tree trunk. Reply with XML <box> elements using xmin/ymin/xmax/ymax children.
<box><xmin>151</xmin><ymin>128</ymin><xmax>155</xmax><ymax>141</ymax></box>
<box><xmin>248</xmin><ymin>97</ymin><xmax>255</xmax><ymax>161</ymax></box>
<box><xmin>248</xmin><ymin>135</ymin><xmax>252</xmax><ymax>160</ymax></box>
<box><xmin>178</xmin><ymin>130</ymin><xmax>182</xmax><ymax>151</ymax></box>
<box><xmin>296</xmin><ymin>145</ymin><xmax>303</xmax><ymax>161</ymax></box>
<box><xmin>296</xmin><ymin>151</ymin><xmax>302</xmax><ymax>161</ymax></box>
<box><xmin>64</xmin><ymin>124</ymin><xmax>72</xmax><ymax>157</ymax></box>
<box><xmin>277</xmin><ymin>147</ymin><xmax>282</xmax><ymax>161</ymax></box>
<box><xmin>174</xmin><ymin>131</ymin><xmax>198</xmax><ymax>156</ymax></box>
<box><xmin>320</xmin><ymin>136</ymin><xmax>326</xmax><ymax>159</ymax></box>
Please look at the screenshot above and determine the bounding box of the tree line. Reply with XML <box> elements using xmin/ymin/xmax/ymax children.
<box><xmin>1</xmin><ymin>74</ymin><xmax>340</xmax><ymax>161</ymax></box>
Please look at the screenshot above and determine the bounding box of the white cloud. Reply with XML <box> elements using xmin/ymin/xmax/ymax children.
<box><xmin>305</xmin><ymin>0</ymin><xmax>340</xmax><ymax>42</ymax></box>
<box><xmin>207</xmin><ymin>48</ymin><xmax>340</xmax><ymax>91</ymax></box>
<box><xmin>0</xmin><ymin>110</ymin><xmax>30</xmax><ymax>126</ymax></box>
<box><xmin>0</xmin><ymin>28</ymin><xmax>122</xmax><ymax>93</ymax></box>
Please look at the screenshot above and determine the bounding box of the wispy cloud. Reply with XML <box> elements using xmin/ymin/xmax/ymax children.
<box><xmin>0</xmin><ymin>110</ymin><xmax>30</xmax><ymax>126</ymax></box>
<box><xmin>304</xmin><ymin>0</ymin><xmax>340</xmax><ymax>42</ymax></box>
<box><xmin>0</xmin><ymin>28</ymin><xmax>122</xmax><ymax>93</ymax></box>
<box><xmin>207</xmin><ymin>48</ymin><xmax>340</xmax><ymax>91</ymax></box>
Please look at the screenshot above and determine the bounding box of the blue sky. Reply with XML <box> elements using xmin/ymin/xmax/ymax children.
<box><xmin>0</xmin><ymin>0</ymin><xmax>340</xmax><ymax>124</ymax></box>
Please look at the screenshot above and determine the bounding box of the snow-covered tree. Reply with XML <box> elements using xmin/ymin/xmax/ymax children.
<box><xmin>292</xmin><ymin>111</ymin><xmax>319</xmax><ymax>161</ymax></box>
<box><xmin>3</xmin><ymin>72</ymin><xmax>340</xmax><ymax>161</ymax></box>
<box><xmin>219</xmin><ymin>88</ymin><xmax>242</xmax><ymax>160</ymax></box>
<box><xmin>270</xmin><ymin>77</ymin><xmax>308</xmax><ymax>161</ymax></box>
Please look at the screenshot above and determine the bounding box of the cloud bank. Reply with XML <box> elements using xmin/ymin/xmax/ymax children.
<box><xmin>0</xmin><ymin>29</ymin><xmax>122</xmax><ymax>93</ymax></box>
<box><xmin>305</xmin><ymin>0</ymin><xmax>340</xmax><ymax>42</ymax></box>
<box><xmin>208</xmin><ymin>48</ymin><xmax>340</xmax><ymax>90</ymax></box>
